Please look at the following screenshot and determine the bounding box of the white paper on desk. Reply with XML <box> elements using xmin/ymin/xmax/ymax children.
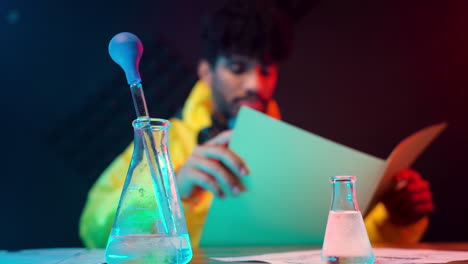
<box><xmin>201</xmin><ymin>107</ymin><xmax>446</xmax><ymax>246</ymax></box>
<box><xmin>212</xmin><ymin>248</ymin><xmax>468</xmax><ymax>264</ymax></box>
<box><xmin>213</xmin><ymin>249</ymin><xmax>322</xmax><ymax>264</ymax></box>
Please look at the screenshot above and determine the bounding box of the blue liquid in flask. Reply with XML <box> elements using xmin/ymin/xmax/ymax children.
<box><xmin>106</xmin><ymin>232</ymin><xmax>192</xmax><ymax>264</ymax></box>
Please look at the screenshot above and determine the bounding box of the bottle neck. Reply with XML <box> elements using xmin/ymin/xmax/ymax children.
<box><xmin>330</xmin><ymin>176</ymin><xmax>360</xmax><ymax>212</ymax></box>
<box><xmin>133</xmin><ymin>118</ymin><xmax>170</xmax><ymax>148</ymax></box>
<box><xmin>135</xmin><ymin>126</ymin><xmax>167</xmax><ymax>149</ymax></box>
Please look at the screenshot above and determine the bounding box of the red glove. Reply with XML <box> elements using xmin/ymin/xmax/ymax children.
<box><xmin>381</xmin><ymin>169</ymin><xmax>435</xmax><ymax>225</ymax></box>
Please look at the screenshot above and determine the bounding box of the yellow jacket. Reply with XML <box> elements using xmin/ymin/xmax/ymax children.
<box><xmin>79</xmin><ymin>81</ymin><xmax>428</xmax><ymax>248</ymax></box>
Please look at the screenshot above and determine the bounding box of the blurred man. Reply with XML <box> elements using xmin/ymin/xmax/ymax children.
<box><xmin>80</xmin><ymin>0</ymin><xmax>434</xmax><ymax>248</ymax></box>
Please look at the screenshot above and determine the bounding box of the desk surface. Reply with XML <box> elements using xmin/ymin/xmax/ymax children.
<box><xmin>193</xmin><ymin>243</ymin><xmax>468</xmax><ymax>264</ymax></box>
<box><xmin>1</xmin><ymin>243</ymin><xmax>467</xmax><ymax>264</ymax></box>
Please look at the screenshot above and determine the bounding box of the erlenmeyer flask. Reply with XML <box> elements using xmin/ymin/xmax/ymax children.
<box><xmin>321</xmin><ymin>176</ymin><xmax>374</xmax><ymax>264</ymax></box>
<box><xmin>105</xmin><ymin>118</ymin><xmax>192</xmax><ymax>264</ymax></box>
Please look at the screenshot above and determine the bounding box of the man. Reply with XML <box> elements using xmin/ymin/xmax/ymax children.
<box><xmin>80</xmin><ymin>0</ymin><xmax>434</xmax><ymax>248</ymax></box>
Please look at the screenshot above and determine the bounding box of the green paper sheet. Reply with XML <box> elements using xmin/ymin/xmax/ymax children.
<box><xmin>200</xmin><ymin>107</ymin><xmax>446</xmax><ymax>246</ymax></box>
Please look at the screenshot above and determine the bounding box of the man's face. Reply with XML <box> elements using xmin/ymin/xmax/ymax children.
<box><xmin>206</xmin><ymin>55</ymin><xmax>278</xmax><ymax>119</ymax></box>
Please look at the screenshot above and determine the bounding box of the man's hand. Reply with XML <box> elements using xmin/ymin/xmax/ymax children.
<box><xmin>382</xmin><ymin>169</ymin><xmax>434</xmax><ymax>225</ymax></box>
<box><xmin>176</xmin><ymin>130</ymin><xmax>249</xmax><ymax>200</ymax></box>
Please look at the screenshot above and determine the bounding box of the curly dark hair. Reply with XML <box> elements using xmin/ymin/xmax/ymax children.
<box><xmin>200</xmin><ymin>0</ymin><xmax>293</xmax><ymax>66</ymax></box>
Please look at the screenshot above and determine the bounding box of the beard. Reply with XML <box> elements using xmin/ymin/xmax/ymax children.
<box><xmin>231</xmin><ymin>93</ymin><xmax>268</xmax><ymax>115</ymax></box>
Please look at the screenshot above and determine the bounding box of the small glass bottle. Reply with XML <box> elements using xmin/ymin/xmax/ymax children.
<box><xmin>105</xmin><ymin>118</ymin><xmax>192</xmax><ymax>264</ymax></box>
<box><xmin>321</xmin><ymin>176</ymin><xmax>374</xmax><ymax>264</ymax></box>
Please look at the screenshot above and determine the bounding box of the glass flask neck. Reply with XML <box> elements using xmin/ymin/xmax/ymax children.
<box><xmin>133</xmin><ymin>118</ymin><xmax>170</xmax><ymax>142</ymax></box>
<box><xmin>330</xmin><ymin>175</ymin><xmax>360</xmax><ymax>212</ymax></box>
<box><xmin>131</xmin><ymin>118</ymin><xmax>171</xmax><ymax>170</ymax></box>
<box><xmin>130</xmin><ymin>117</ymin><xmax>176</xmax><ymax>235</ymax></box>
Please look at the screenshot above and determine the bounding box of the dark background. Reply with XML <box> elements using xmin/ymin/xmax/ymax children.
<box><xmin>1</xmin><ymin>0</ymin><xmax>467</xmax><ymax>249</ymax></box>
